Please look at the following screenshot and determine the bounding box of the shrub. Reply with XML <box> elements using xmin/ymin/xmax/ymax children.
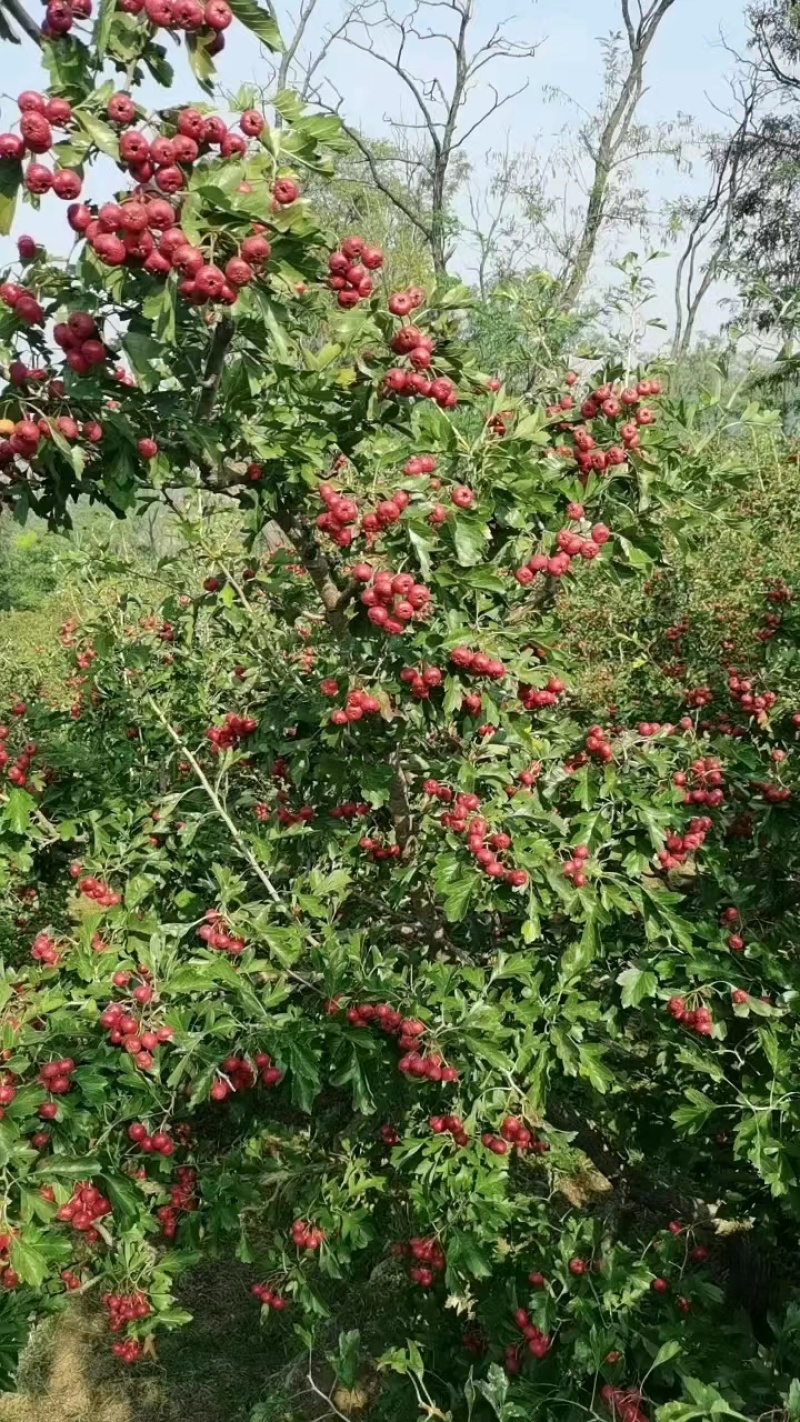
<box><xmin>0</xmin><ymin>16</ymin><xmax>800</xmax><ymax>1422</ymax></box>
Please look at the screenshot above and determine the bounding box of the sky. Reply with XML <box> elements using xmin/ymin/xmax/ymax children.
<box><xmin>0</xmin><ymin>0</ymin><xmax>752</xmax><ymax>339</ymax></box>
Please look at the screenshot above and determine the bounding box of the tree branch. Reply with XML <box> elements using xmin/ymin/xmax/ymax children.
<box><xmin>196</xmin><ymin>316</ymin><xmax>234</xmax><ymax>422</ymax></box>
<box><xmin>0</xmin><ymin>0</ymin><xmax>41</xmax><ymax>44</ymax></box>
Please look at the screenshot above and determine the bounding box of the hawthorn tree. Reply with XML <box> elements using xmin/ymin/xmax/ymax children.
<box><xmin>1</xmin><ymin>6</ymin><xmax>800</xmax><ymax>1421</ymax></box>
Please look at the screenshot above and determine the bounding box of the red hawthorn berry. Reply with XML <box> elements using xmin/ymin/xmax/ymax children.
<box><xmin>273</xmin><ymin>177</ymin><xmax>300</xmax><ymax>204</ymax></box>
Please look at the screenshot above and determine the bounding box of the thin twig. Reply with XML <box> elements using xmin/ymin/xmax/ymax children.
<box><xmin>145</xmin><ymin>696</ymin><xmax>282</xmax><ymax>904</ymax></box>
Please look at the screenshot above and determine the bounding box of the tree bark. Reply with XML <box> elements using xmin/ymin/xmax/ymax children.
<box><xmin>559</xmin><ymin>0</ymin><xmax>676</xmax><ymax>312</ymax></box>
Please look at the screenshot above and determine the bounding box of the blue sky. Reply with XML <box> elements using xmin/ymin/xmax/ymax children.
<box><xmin>0</xmin><ymin>0</ymin><xmax>751</xmax><ymax>336</ymax></box>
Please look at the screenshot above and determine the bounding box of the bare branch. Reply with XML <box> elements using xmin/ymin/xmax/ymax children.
<box><xmin>0</xmin><ymin>0</ymin><xmax>41</xmax><ymax>46</ymax></box>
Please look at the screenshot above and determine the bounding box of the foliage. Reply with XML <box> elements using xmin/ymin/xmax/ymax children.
<box><xmin>1</xmin><ymin>12</ymin><xmax>800</xmax><ymax>1422</ymax></box>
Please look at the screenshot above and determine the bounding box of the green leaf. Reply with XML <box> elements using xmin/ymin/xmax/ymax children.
<box><xmin>104</xmin><ymin>1173</ymin><xmax>142</xmax><ymax>1220</ymax></box>
<box><xmin>286</xmin><ymin>1036</ymin><xmax>321</xmax><ymax>1113</ymax></box>
<box><xmin>225</xmin><ymin>0</ymin><xmax>281</xmax><ymax>50</ymax></box>
<box><xmin>672</xmin><ymin>1087</ymin><xmax>716</xmax><ymax>1134</ymax></box>
<box><xmin>143</xmin><ymin>280</ymin><xmax>177</xmax><ymax>345</ymax></box>
<box><xmin>0</xmin><ymin>159</ymin><xmax>22</xmax><ymax>237</ymax></box>
<box><xmin>10</xmin><ymin>1237</ymin><xmax>48</xmax><ymax>1288</ymax></box>
<box><xmin>474</xmin><ymin>1364</ymin><xmax>510</xmax><ymax>1421</ymax></box>
<box><xmin>185</xmin><ymin>32</ymin><xmax>216</xmax><ymax>93</ymax></box>
<box><xmin>453</xmin><ymin>517</ymin><xmax>489</xmax><ymax>567</ymax></box>
<box><xmin>617</xmin><ymin>966</ymin><xmax>658</xmax><ymax>1008</ymax></box>
<box><xmin>253</xmin><ymin>289</ymin><xmax>292</xmax><ymax>360</ymax></box>
<box><xmin>560</xmin><ymin>917</ymin><xmax>599</xmax><ymax>981</ymax></box>
<box><xmin>75</xmin><ymin>111</ymin><xmax>120</xmax><ymax>159</ymax></box>
<box><xmin>576</xmin><ymin>1042</ymin><xmax>613</xmax><ymax>1093</ymax></box>
<box><xmin>650</xmin><ymin>1338</ymin><xmax>682</xmax><ymax>1370</ymax></box>
<box><xmin>4</xmin><ymin>788</ymin><xmax>35</xmax><ymax>834</ymax></box>
<box><xmin>123</xmin><ymin>331</ymin><xmax>164</xmax><ymax>390</ymax></box>
<box><xmin>37</xmin><ymin>1154</ymin><xmax>100</xmax><ymax>1178</ymax></box>
<box><xmin>94</xmin><ymin>0</ymin><xmax>115</xmax><ymax>53</ymax></box>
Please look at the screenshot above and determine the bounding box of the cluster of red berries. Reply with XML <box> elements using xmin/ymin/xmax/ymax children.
<box><xmin>423</xmin><ymin>778</ymin><xmax>455</xmax><ymax>802</ymax></box>
<box><xmin>563</xmin><ymin>845</ymin><xmax>591</xmax><ymax>888</ymax></box>
<box><xmin>359</xmin><ymin>567</ymin><xmax>432</xmax><ymax>634</ymax></box>
<box><xmin>512</xmin><ymin>1307</ymin><xmax>552</xmax><ymax>1360</ymax></box>
<box><xmin>667</xmin><ymin>996</ymin><xmax>713</xmax><ymax>1036</ymax></box>
<box><xmin>38</xmin><ymin>1057</ymin><xmax>76</xmax><ymax>1098</ymax></box>
<box><xmin>0</xmin><ymin>279</ymin><xmax>44</xmax><ymax>326</ymax></box>
<box><xmin>64</xmin><ymin>128</ymin><xmax>280</xmax><ymax>303</ymax></box>
<box><xmin>112</xmin><ymin>1338</ymin><xmax>143</xmax><ymax>1364</ymax></box>
<box><xmin>657</xmin><ymin>816</ymin><xmax>713</xmax><ymax>871</ymax></box>
<box><xmin>0</xmin><ymin>93</ymin><xmax>80</xmax><ymax>194</ymax></box>
<box><xmin>0</xmin><ymin>729</ymin><xmax>36</xmax><ymax>788</ymax></box>
<box><xmin>31</xmin><ymin>932</ymin><xmax>62</xmax><ymax>966</ymax></box>
<box><xmin>386</xmin><ymin>318</ymin><xmax>436</xmax><ymax>372</ymax></box>
<box><xmin>197</xmin><ymin>908</ymin><xmax>247</xmax><ymax>956</ymax></box>
<box><xmin>359</xmin><ymin>835</ymin><xmax>401</xmax><ymax>862</ymax></box>
<box><xmin>328</xmin><ymin>686</ymin><xmax>384</xmax><ymax>725</ymax></box>
<box><xmin>728</xmin><ymin>671</ymin><xmax>777</xmax><ymax>718</ymax></box>
<box><xmin>387</xmin><ymin>289</ymin><xmax>427</xmax><ymax>319</ymax></box>
<box><xmin>127</xmin><ymin>1121</ymin><xmax>175</xmax><ymax>1155</ymax></box>
<box><xmin>585</xmin><ymin>725</ymin><xmax>614</xmax><ymax>764</ymax></box>
<box><xmin>749</xmin><ymin>777</ymin><xmax>792</xmax><ymax>804</ymax></box>
<box><xmin>326</xmin><ymin>234</ymin><xmax>384</xmax><ymax>307</ymax></box>
<box><xmin>674</xmin><ymin>755</ymin><xmax>725</xmax><ymax>808</ymax></box>
<box><xmin>515</xmin><ymin>522</ymin><xmax>610</xmax><ymax>585</ymax></box>
<box><xmin>318</xmin><ymin>486</ymin><xmax>389</xmax><ymax>546</ymax></box>
<box><xmin>251</xmin><ymin>1281</ymin><xmax>287</xmax><ymax>1309</ymax></box>
<box><xmin>684</xmin><ymin>685</ymin><xmax>713</xmax><ymax>709</ymax></box>
<box><xmin>391</xmin><ymin>1235</ymin><xmax>446</xmax><ymax>1288</ymax></box>
<box><xmin>383</xmin><ymin>366</ymin><xmax>457</xmax><ymax>407</ymax></box>
<box><xmin>157</xmin><ymin>1164</ymin><xmax>198</xmax><ymax>1237</ymax></box>
<box><xmin>0</xmin><ymin>1234</ymin><xmax>19</xmax><ymax>1292</ymax></box>
<box><xmin>519</xmin><ymin>675</ymin><xmax>567</xmax><ymax>712</ymax></box>
<box><xmin>206</xmin><ymin>712</ymin><xmax>258</xmax><ymax>752</ymax></box>
<box><xmin>339</xmin><ymin>1001</ymin><xmax>459</xmax><ymax>1081</ymax></box>
<box><xmin>450</xmin><ymin>646</ymin><xmax>506</xmax><ymax>680</ymax></box>
<box><xmin>210</xmin><ymin>1051</ymin><xmax>281</xmax><ymax>1100</ymax></box>
<box><xmin>440</xmin><ymin>803</ymin><xmax>529</xmax><ymax>889</ymax></box>
<box><xmin>291</xmin><ymin>1219</ymin><xmax>324</xmax><ymax>1250</ymax></box>
<box><xmin>601</xmin><ymin>1384</ymin><xmax>649</xmax><ymax>1422</ymax></box>
<box><xmin>61</xmin><ymin>1267</ymin><xmax>81</xmax><ymax>1291</ymax></box>
<box><xmin>0</xmin><ymin>1074</ymin><xmax>20</xmax><ymax>1121</ymax></box>
<box><xmin>550</xmin><ymin>376</ymin><xmax>661</xmax><ymax>479</ymax></box>
<box><xmin>275</xmin><ymin>799</ymin><xmax>315</xmax><ymax>826</ymax></box>
<box><xmin>317</xmin><ymin>485</ymin><xmax>417</xmax><ymax>547</ymax></box>
<box><xmin>494</xmin><ymin>1116</ymin><xmax>548</xmax><ymax>1154</ymax></box>
<box><xmin>329</xmin><ymin>800</ymin><xmax>370</xmax><ymax>820</ymax></box>
<box><xmin>403</xmin><ymin>453</ymin><xmax>437</xmax><ymax>477</ymax></box>
<box><xmin>665</xmin><ymin>616</ymin><xmax>690</xmax><ymax>644</ymax></box>
<box><xmin>103</xmin><ymin>1290</ymin><xmax>151</xmax><ymax>1332</ymax></box>
<box><xmin>78</xmin><ymin>875</ymin><xmax>123</xmax><ymax>907</ymax></box>
<box><xmin>52</xmin><ymin>309</ymin><xmax>110</xmax><ymax>375</ymax></box>
<box><xmin>400</xmin><ymin>663</ymin><xmax>444</xmax><ymax>700</ymax></box>
<box><xmin>99</xmin><ymin>993</ymin><xmax>174</xmax><ymax>1070</ymax></box>
<box><xmin>113</xmin><ymin>0</ymin><xmax>235</xmax><ymax>41</ymax></box>
<box><xmin>429</xmin><ymin>1113</ymin><xmax>470</xmax><ymax>1148</ymax></box>
<box><xmin>56</xmin><ymin>1181</ymin><xmax>112</xmax><ymax>1238</ymax></box>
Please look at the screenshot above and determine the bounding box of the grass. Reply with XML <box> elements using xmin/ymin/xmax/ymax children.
<box><xmin>0</xmin><ymin>1264</ymin><xmax>295</xmax><ymax>1422</ymax></box>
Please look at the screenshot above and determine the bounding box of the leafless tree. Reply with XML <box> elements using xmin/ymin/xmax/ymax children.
<box><xmin>465</xmin><ymin>146</ymin><xmax>553</xmax><ymax>298</ymax></box>
<box><xmin>319</xmin><ymin>0</ymin><xmax>541</xmax><ymax>276</ymax></box>
<box><xmin>670</xmin><ymin>82</ymin><xmax>756</xmax><ymax>359</ymax></box>
<box><xmin>558</xmin><ymin>0</ymin><xmax>680</xmax><ymax>311</ymax></box>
